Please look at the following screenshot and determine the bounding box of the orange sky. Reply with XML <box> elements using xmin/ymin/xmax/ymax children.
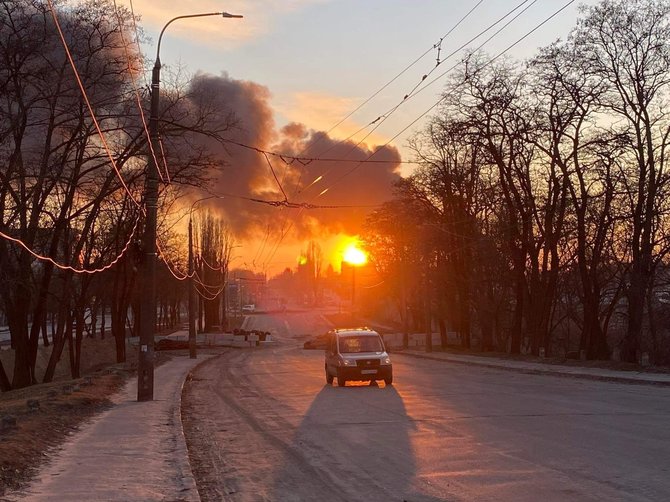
<box><xmin>128</xmin><ymin>0</ymin><xmax>597</xmax><ymax>278</ymax></box>
<box><xmin>179</xmin><ymin>73</ymin><xmax>402</xmax><ymax>278</ymax></box>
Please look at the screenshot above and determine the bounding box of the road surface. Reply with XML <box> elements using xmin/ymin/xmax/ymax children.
<box><xmin>182</xmin><ymin>311</ymin><xmax>670</xmax><ymax>501</ymax></box>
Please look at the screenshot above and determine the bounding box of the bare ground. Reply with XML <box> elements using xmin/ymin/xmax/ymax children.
<box><xmin>0</xmin><ymin>333</ymin><xmax>129</xmax><ymax>495</ymax></box>
<box><xmin>0</xmin><ymin>336</ymin><xmax>175</xmax><ymax>496</ymax></box>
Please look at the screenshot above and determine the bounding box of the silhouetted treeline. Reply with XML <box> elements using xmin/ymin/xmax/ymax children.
<box><xmin>364</xmin><ymin>0</ymin><xmax>670</xmax><ymax>365</ymax></box>
<box><xmin>0</xmin><ymin>1</ymin><xmax>237</xmax><ymax>389</ymax></box>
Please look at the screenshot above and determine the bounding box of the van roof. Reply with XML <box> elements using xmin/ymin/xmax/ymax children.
<box><xmin>333</xmin><ymin>328</ymin><xmax>379</xmax><ymax>337</ymax></box>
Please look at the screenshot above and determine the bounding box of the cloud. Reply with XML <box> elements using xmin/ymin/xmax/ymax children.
<box><xmin>275</xmin><ymin>91</ymin><xmax>390</xmax><ymax>147</ymax></box>
<box><xmin>123</xmin><ymin>0</ymin><xmax>330</xmax><ymax>49</ymax></box>
<box><xmin>184</xmin><ymin>73</ymin><xmax>402</xmax><ymax>272</ymax></box>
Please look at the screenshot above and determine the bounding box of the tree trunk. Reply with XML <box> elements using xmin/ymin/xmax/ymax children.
<box><xmin>10</xmin><ymin>307</ymin><xmax>32</xmax><ymax>388</ymax></box>
<box><xmin>41</xmin><ymin>315</ymin><xmax>49</xmax><ymax>347</ymax></box>
<box><xmin>0</xmin><ymin>361</ymin><xmax>11</xmax><ymax>391</ymax></box>
<box><xmin>90</xmin><ymin>300</ymin><xmax>98</xmax><ymax>339</ymax></box>
<box><xmin>100</xmin><ymin>302</ymin><xmax>106</xmax><ymax>339</ymax></box>
<box><xmin>583</xmin><ymin>294</ymin><xmax>607</xmax><ymax>359</ymax></box>
<box><xmin>622</xmin><ymin>275</ymin><xmax>646</xmax><ymax>363</ymax></box>
<box><xmin>198</xmin><ymin>294</ymin><xmax>204</xmax><ymax>334</ymax></box>
<box><xmin>43</xmin><ymin>305</ymin><xmax>69</xmax><ymax>383</ymax></box>
<box><xmin>438</xmin><ymin>318</ymin><xmax>447</xmax><ymax>348</ymax></box>
<box><xmin>72</xmin><ymin>309</ymin><xmax>84</xmax><ymax>378</ymax></box>
<box><xmin>510</xmin><ymin>265</ymin><xmax>524</xmax><ymax>355</ymax></box>
<box><xmin>66</xmin><ymin>312</ymin><xmax>75</xmax><ymax>378</ymax></box>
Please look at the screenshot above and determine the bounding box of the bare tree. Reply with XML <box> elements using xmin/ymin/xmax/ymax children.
<box><xmin>571</xmin><ymin>0</ymin><xmax>670</xmax><ymax>362</ymax></box>
<box><xmin>363</xmin><ymin>194</ymin><xmax>426</xmax><ymax>345</ymax></box>
<box><xmin>0</xmin><ymin>0</ymin><xmax>240</xmax><ymax>389</ymax></box>
<box><xmin>194</xmin><ymin>211</ymin><xmax>233</xmax><ymax>332</ymax></box>
<box><xmin>407</xmin><ymin>117</ymin><xmax>492</xmax><ymax>349</ymax></box>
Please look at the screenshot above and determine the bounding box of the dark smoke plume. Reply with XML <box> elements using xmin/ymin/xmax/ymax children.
<box><xmin>185</xmin><ymin>73</ymin><xmax>402</xmax><ymax>264</ymax></box>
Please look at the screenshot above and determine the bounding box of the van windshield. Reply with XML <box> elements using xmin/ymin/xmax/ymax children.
<box><xmin>338</xmin><ymin>335</ymin><xmax>383</xmax><ymax>353</ymax></box>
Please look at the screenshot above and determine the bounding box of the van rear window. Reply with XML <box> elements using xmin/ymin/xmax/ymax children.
<box><xmin>338</xmin><ymin>335</ymin><xmax>382</xmax><ymax>353</ymax></box>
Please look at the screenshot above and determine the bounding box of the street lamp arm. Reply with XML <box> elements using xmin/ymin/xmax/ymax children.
<box><xmin>189</xmin><ymin>194</ymin><xmax>224</xmax><ymax>214</ymax></box>
<box><xmin>156</xmin><ymin>12</ymin><xmax>243</xmax><ymax>65</ymax></box>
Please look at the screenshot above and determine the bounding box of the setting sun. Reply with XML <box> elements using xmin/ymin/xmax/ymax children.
<box><xmin>343</xmin><ymin>244</ymin><xmax>367</xmax><ymax>266</ymax></box>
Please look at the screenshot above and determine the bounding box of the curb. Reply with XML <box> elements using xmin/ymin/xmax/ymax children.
<box><xmin>174</xmin><ymin>355</ymin><xmax>217</xmax><ymax>502</ymax></box>
<box><xmin>398</xmin><ymin>351</ymin><xmax>670</xmax><ymax>387</ymax></box>
<box><xmin>178</xmin><ymin>351</ymin><xmax>231</xmax><ymax>501</ymax></box>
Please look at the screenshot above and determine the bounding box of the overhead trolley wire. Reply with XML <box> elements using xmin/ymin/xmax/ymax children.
<box><xmin>260</xmin><ymin>1</ymin><xmax>489</xmax><ymax>270</ymax></box>
<box><xmin>301</xmin><ymin>0</ymin><xmax>487</xmax><ymax>161</ymax></box>
<box><xmin>285</xmin><ymin>0</ymin><xmax>488</xmax><ymax>198</ymax></box>
<box><xmin>221</xmin><ymin>138</ymin><xmax>417</xmax><ymax>164</ymax></box>
<box><xmin>308</xmin><ymin>0</ymin><xmax>577</xmax><ymax>203</ymax></box>
<box><xmin>293</xmin><ymin>0</ymin><xmax>536</xmax><ymax>205</ymax></box>
<box><xmin>300</xmin><ymin>0</ymin><xmax>538</xmax><ymax>201</ymax></box>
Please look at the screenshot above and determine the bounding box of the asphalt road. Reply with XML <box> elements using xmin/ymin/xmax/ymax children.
<box><xmin>182</xmin><ymin>311</ymin><xmax>670</xmax><ymax>502</ymax></box>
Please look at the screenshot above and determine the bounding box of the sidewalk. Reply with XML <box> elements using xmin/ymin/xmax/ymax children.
<box><xmin>5</xmin><ymin>354</ymin><xmax>207</xmax><ymax>502</ymax></box>
<box><xmin>399</xmin><ymin>349</ymin><xmax>670</xmax><ymax>386</ymax></box>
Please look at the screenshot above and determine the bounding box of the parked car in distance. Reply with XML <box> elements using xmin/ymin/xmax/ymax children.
<box><xmin>324</xmin><ymin>328</ymin><xmax>393</xmax><ymax>387</ymax></box>
<box><xmin>241</xmin><ymin>304</ymin><xmax>256</xmax><ymax>313</ymax></box>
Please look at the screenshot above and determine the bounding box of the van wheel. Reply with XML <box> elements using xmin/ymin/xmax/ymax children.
<box><xmin>384</xmin><ymin>375</ymin><xmax>393</xmax><ymax>385</ymax></box>
<box><xmin>326</xmin><ymin>366</ymin><xmax>333</xmax><ymax>384</ymax></box>
<box><xmin>337</xmin><ymin>370</ymin><xmax>346</xmax><ymax>387</ymax></box>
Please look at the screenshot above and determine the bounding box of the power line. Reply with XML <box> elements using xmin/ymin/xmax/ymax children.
<box><xmin>262</xmin><ymin>152</ymin><xmax>289</xmax><ymax>201</ymax></box>
<box><xmin>0</xmin><ymin>216</ymin><xmax>140</xmax><ymax>275</ymax></box>
<box><xmin>308</xmin><ymin>0</ymin><xmax>577</xmax><ymax>202</ymax></box>
<box><xmin>283</xmin><ymin>0</ymin><xmax>487</xmax><ymax>201</ymax></box>
<box><xmin>252</xmin><ymin>224</ymin><xmax>271</xmax><ymax>269</ymax></box>
<box><xmin>195</xmin><ymin>282</ymin><xmax>225</xmax><ymax>301</ymax></box>
<box><xmin>156</xmin><ymin>239</ymin><xmax>190</xmax><ymax>281</ymax></box>
<box><xmin>351</xmin><ymin>0</ymin><xmax>537</xmax><ymax>143</ymax></box>
<box><xmin>194</xmin><ymin>188</ymin><xmax>381</xmax><ymax>209</ymax></box>
<box><xmin>298</xmin><ymin>0</ymin><xmax>538</xmax><ymax>201</ymax></box>
<box><xmin>113</xmin><ymin>0</ymin><xmax>168</xmax><ymax>185</ymax></box>
<box><xmin>304</xmin><ymin>0</ymin><xmax>537</xmax><ymax>197</ymax></box>
<box><xmin>259</xmin><ymin>1</ymin><xmax>488</xmax><ymax>270</ymax></box>
<box><xmin>299</xmin><ymin>0</ymin><xmax>487</xmax><ymax>161</ymax></box>
<box><xmin>221</xmin><ymin>137</ymin><xmax>415</xmax><ymax>164</ymax></box>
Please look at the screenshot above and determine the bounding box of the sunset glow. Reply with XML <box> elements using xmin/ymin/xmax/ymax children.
<box><xmin>343</xmin><ymin>244</ymin><xmax>367</xmax><ymax>266</ymax></box>
<box><xmin>3</xmin><ymin>2</ymin><xmax>664</xmax><ymax>500</ymax></box>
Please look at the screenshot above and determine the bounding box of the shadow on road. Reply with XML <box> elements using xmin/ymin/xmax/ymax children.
<box><xmin>269</xmin><ymin>382</ymin><xmax>445</xmax><ymax>502</ymax></box>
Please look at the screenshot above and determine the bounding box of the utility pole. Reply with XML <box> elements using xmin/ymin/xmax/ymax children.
<box><xmin>137</xmin><ymin>57</ymin><xmax>160</xmax><ymax>402</ymax></box>
<box><xmin>188</xmin><ymin>218</ymin><xmax>196</xmax><ymax>359</ymax></box>
<box><xmin>351</xmin><ymin>264</ymin><xmax>356</xmax><ymax>315</ymax></box>
<box><xmin>137</xmin><ymin>11</ymin><xmax>242</xmax><ymax>402</ymax></box>
<box><xmin>424</xmin><ymin>232</ymin><xmax>432</xmax><ymax>353</ymax></box>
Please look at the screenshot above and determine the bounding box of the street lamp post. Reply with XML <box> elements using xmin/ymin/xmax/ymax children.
<box><xmin>138</xmin><ymin>12</ymin><xmax>243</xmax><ymax>402</ymax></box>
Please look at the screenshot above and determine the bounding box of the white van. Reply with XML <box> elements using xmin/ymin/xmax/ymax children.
<box><xmin>324</xmin><ymin>328</ymin><xmax>393</xmax><ymax>386</ymax></box>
